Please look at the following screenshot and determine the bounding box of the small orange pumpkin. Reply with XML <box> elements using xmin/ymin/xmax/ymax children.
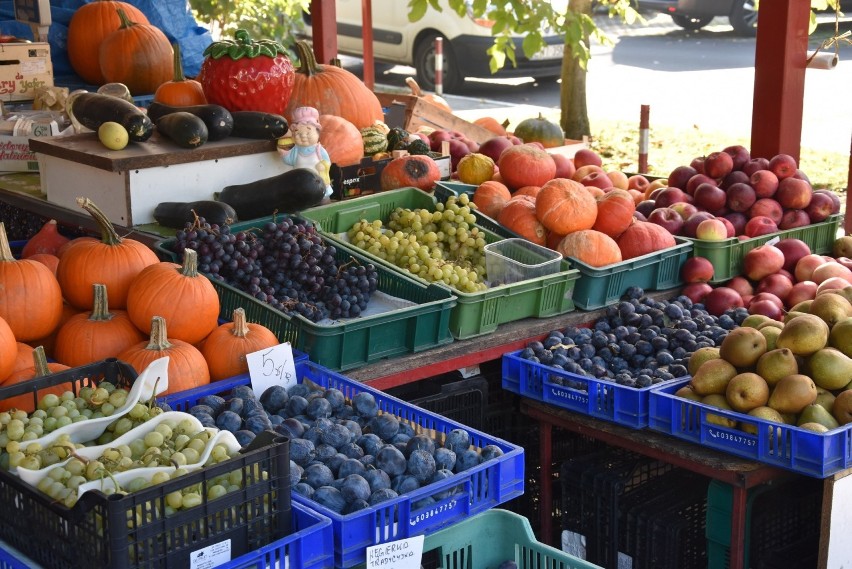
<box><xmin>498</xmin><ymin>195</ymin><xmax>547</xmax><ymax>246</ymax></box>
<box><xmin>10</xmin><ymin>342</ymin><xmax>34</xmax><ymax>379</ymax></box>
<box><xmin>593</xmin><ymin>189</ymin><xmax>636</xmax><ymax>239</ymax></box>
<box><xmin>0</xmin><ymin>316</ymin><xmax>15</xmax><ymax>382</ymax></box>
<box><xmin>201</xmin><ymin>308</ymin><xmax>280</xmax><ymax>381</ymax></box>
<box><xmin>0</xmin><ymin>346</ymin><xmax>72</xmax><ymax>413</ymax></box>
<box><xmin>557</xmin><ymin>230</ymin><xmax>623</xmax><ymax>268</ymax></box>
<box><xmin>616</xmin><ymin>221</ymin><xmax>677</xmax><ymax>260</ymax></box>
<box><xmin>497</xmin><ymin>145</ymin><xmax>556</xmax><ymax>190</ymax></box>
<box><xmin>29</xmin><ymin>253</ymin><xmax>60</xmax><ymax>275</ymax></box>
<box><xmin>514</xmin><ymin>186</ymin><xmax>541</xmax><ymax>199</ymax></box>
<box><xmin>535</xmin><ymin>178</ymin><xmax>598</xmax><ymax>235</ymax></box>
<box><xmin>473</xmin><ymin>180</ymin><xmax>511</xmax><ymax>219</ymax></box>
<box><xmin>21</xmin><ymin>220</ymin><xmax>70</xmax><ymax>258</ymax></box>
<box><xmin>319</xmin><ymin>114</ymin><xmax>364</xmax><ymax>166</ymax></box>
<box><xmin>473</xmin><ymin>116</ymin><xmax>508</xmax><ymax>137</ymax></box>
<box><xmin>380</xmin><ymin>155</ymin><xmax>441</xmax><ymax>192</ymax></box>
<box><xmin>153</xmin><ymin>42</ymin><xmax>207</xmax><ymax>106</ymax></box>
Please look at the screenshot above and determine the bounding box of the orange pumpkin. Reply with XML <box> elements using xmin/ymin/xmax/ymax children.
<box><xmin>380</xmin><ymin>155</ymin><xmax>441</xmax><ymax>192</ymax></box>
<box><xmin>0</xmin><ymin>346</ymin><xmax>71</xmax><ymax>413</ymax></box>
<box><xmin>497</xmin><ymin>145</ymin><xmax>556</xmax><ymax>190</ymax></box>
<box><xmin>616</xmin><ymin>221</ymin><xmax>677</xmax><ymax>260</ymax></box>
<box><xmin>535</xmin><ymin>178</ymin><xmax>598</xmax><ymax>235</ymax></box>
<box><xmin>0</xmin><ymin>222</ymin><xmax>63</xmax><ymax>342</ymax></box>
<box><xmin>319</xmin><ymin>114</ymin><xmax>363</xmax><ymax>166</ymax></box>
<box><xmin>0</xmin><ymin>316</ymin><xmax>15</xmax><ymax>382</ymax></box>
<box><xmin>29</xmin><ymin>253</ymin><xmax>59</xmax><ymax>275</ymax></box>
<box><xmin>514</xmin><ymin>186</ymin><xmax>541</xmax><ymax>199</ymax></box>
<box><xmin>201</xmin><ymin>308</ymin><xmax>280</xmax><ymax>381</ymax></box>
<box><xmin>473</xmin><ymin>180</ymin><xmax>511</xmax><ymax>219</ymax></box>
<box><xmin>118</xmin><ymin>316</ymin><xmax>210</xmax><ymax>396</ymax></box>
<box><xmin>30</xmin><ymin>303</ymin><xmax>82</xmax><ymax>360</ymax></box>
<box><xmin>584</xmin><ymin>186</ymin><xmax>605</xmax><ymax>199</ymax></box>
<box><xmin>473</xmin><ymin>116</ymin><xmax>508</xmax><ymax>136</ymax></box>
<box><xmin>54</xmin><ymin>284</ymin><xmax>145</xmax><ymax>368</ymax></box>
<box><xmin>9</xmin><ymin>342</ymin><xmax>34</xmax><ymax>378</ymax></box>
<box><xmin>126</xmin><ymin>249</ymin><xmax>220</xmax><ymax>345</ymax></box>
<box><xmin>556</xmin><ymin>230</ymin><xmax>623</xmax><ymax>268</ymax></box>
<box><xmin>593</xmin><ymin>189</ymin><xmax>636</xmax><ymax>238</ymax></box>
<box><xmin>67</xmin><ymin>0</ymin><xmax>150</xmax><ymax>85</ymax></box>
<box><xmin>498</xmin><ymin>195</ymin><xmax>547</xmax><ymax>246</ymax></box>
<box><xmin>56</xmin><ymin>198</ymin><xmax>159</xmax><ymax>310</ymax></box>
<box><xmin>153</xmin><ymin>43</ymin><xmax>207</xmax><ymax>106</ymax></box>
<box><xmin>98</xmin><ymin>9</ymin><xmax>173</xmax><ymax>96</ymax></box>
<box><xmin>286</xmin><ymin>40</ymin><xmax>383</xmax><ymax>129</ymax></box>
<box><xmin>546</xmin><ymin>230</ymin><xmax>566</xmax><ymax>251</ymax></box>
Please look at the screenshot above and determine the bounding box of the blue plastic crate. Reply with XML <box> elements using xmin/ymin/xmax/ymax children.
<box><xmin>502</xmin><ymin>350</ymin><xmax>686</xmax><ymax>429</ymax></box>
<box><xmin>649</xmin><ymin>377</ymin><xmax>852</xmax><ymax>478</ymax></box>
<box><xmin>0</xmin><ymin>547</ymin><xmax>28</xmax><ymax>569</ymax></box>
<box><xmin>164</xmin><ymin>360</ymin><xmax>525</xmax><ymax>568</ymax></box>
<box><xmin>8</xmin><ymin>240</ymin><xmax>25</xmax><ymax>259</ymax></box>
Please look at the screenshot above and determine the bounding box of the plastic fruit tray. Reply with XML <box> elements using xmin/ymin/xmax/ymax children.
<box><xmin>299</xmin><ymin>187</ymin><xmax>580</xmax><ymax>339</ymax></box>
<box><xmin>649</xmin><ymin>377</ymin><xmax>852</xmax><ymax>478</ymax></box>
<box><xmin>161</xmin><ymin>359</ymin><xmax>525</xmax><ymax>568</ymax></box>
<box><xmin>502</xmin><ymin>350</ymin><xmax>686</xmax><ymax>429</ymax></box>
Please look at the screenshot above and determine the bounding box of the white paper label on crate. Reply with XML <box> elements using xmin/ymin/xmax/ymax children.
<box><xmin>20</xmin><ymin>59</ymin><xmax>47</xmax><ymax>75</ymax></box>
<box><xmin>366</xmin><ymin>535</ymin><xmax>424</xmax><ymax>569</ymax></box>
<box><xmin>562</xmin><ymin>530</ymin><xmax>587</xmax><ymax>559</ymax></box>
<box><xmin>765</xmin><ymin>236</ymin><xmax>781</xmax><ymax>246</ymax></box>
<box><xmin>247</xmin><ymin>342</ymin><xmax>298</xmax><ymax>396</ymax></box>
<box><xmin>457</xmin><ymin>364</ymin><xmax>480</xmax><ymax>378</ymax></box>
<box><xmin>618</xmin><ymin>551</ymin><xmax>633</xmax><ymax>569</ymax></box>
<box><xmin>190</xmin><ymin>539</ymin><xmax>231</xmax><ymax>569</ymax></box>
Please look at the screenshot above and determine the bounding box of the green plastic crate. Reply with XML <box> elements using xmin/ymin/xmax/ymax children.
<box><xmin>155</xmin><ymin>222</ymin><xmax>456</xmax><ymax>371</ymax></box>
<box><xmin>300</xmin><ymin>187</ymin><xmax>581</xmax><ymax>339</ymax></box>
<box><xmin>352</xmin><ymin>509</ymin><xmax>602</xmax><ymax>569</ymax></box>
<box><xmin>688</xmin><ymin>214</ymin><xmax>843</xmax><ymax>284</ymax></box>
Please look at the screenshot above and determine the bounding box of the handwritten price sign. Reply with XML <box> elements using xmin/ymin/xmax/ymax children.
<box><xmin>246</xmin><ymin>343</ymin><xmax>297</xmax><ymax>397</ymax></box>
<box><xmin>366</xmin><ymin>535</ymin><xmax>424</xmax><ymax>569</ymax></box>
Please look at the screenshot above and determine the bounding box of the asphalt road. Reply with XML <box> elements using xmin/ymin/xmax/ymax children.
<box><xmin>358</xmin><ymin>13</ymin><xmax>852</xmax><ymax>155</ymax></box>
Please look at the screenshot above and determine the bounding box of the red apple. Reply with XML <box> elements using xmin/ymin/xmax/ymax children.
<box><xmin>748</xmin><ymin>199</ymin><xmax>783</xmax><ymax>224</ymax></box>
<box><xmin>704</xmin><ymin>287</ymin><xmax>745</xmax><ymax>316</ymax></box>
<box><xmin>793</xmin><ymin>169</ymin><xmax>811</xmax><ymax>183</ymax></box>
<box><xmin>836</xmin><ymin>257</ymin><xmax>852</xmax><ymax>271</ymax></box>
<box><xmin>681</xmin><ymin>282</ymin><xmax>714</xmax><ymax>304</ymax></box>
<box><xmin>743</xmin><ymin>244</ymin><xmax>786</xmax><ymax>281</ymax></box>
<box><xmin>636</xmin><ymin>200</ymin><xmax>657</xmax><ymax>218</ymax></box>
<box><xmin>428</xmin><ymin>130</ymin><xmax>453</xmax><ymax>149</ymax></box>
<box><xmin>695</xmin><ymin>218</ymin><xmax>729</xmax><ymax>241</ymax></box>
<box><xmin>479</xmin><ymin>137</ymin><xmax>515</xmax><ymax>163</ymax></box>
<box><xmin>774</xmin><ymin>238</ymin><xmax>811</xmax><ymax>272</ymax></box>
<box><xmin>795</xmin><ymin>254</ymin><xmax>829</xmax><ymax>282</ymax></box>
<box><xmin>726</xmin><ymin>182</ymin><xmax>757</xmax><ymax>212</ymax></box>
<box><xmin>670</xmin><ymin>202</ymin><xmax>699</xmax><ymax>221</ymax></box>
<box><xmin>786</xmin><ymin>281</ymin><xmax>818</xmax><ymax>307</ymax></box>
<box><xmin>682</xmin><ymin>211</ymin><xmax>716</xmax><ymax>238</ymax></box>
<box><xmin>750</xmin><ymin>291</ymin><xmax>785</xmax><ymax>309</ymax></box>
<box><xmin>721</xmin><ymin>170</ymin><xmax>750</xmax><ymax>190</ymax></box>
<box><xmin>727</xmin><ymin>276</ymin><xmax>754</xmax><ymax>298</ymax></box>
<box><xmin>633</xmin><ymin>211</ymin><xmax>647</xmax><ymax>222</ymax></box>
<box><xmin>748</xmin><ymin>299</ymin><xmax>785</xmax><ymax>321</ymax></box>
<box><xmin>704</xmin><ymin>151</ymin><xmax>734</xmax><ymax>179</ymax></box>
<box><xmin>756</xmin><ymin>274</ymin><xmax>794</xmax><ymax>303</ymax></box>
<box><xmin>690</xmin><ymin>156</ymin><xmax>706</xmax><ymax>174</ymax></box>
<box><xmin>716</xmin><ymin>216</ymin><xmax>736</xmax><ymax>238</ymax></box>
<box><xmin>805</xmin><ymin>190</ymin><xmax>841</xmax><ymax>222</ymax></box>
<box><xmin>722</xmin><ymin>144</ymin><xmax>751</xmax><ymax>171</ymax></box>
<box><xmin>447</xmin><ymin>139</ymin><xmax>471</xmax><ymax>170</ymax></box>
<box><xmin>572</xmin><ymin>164</ymin><xmax>606</xmax><ymax>183</ymax></box>
<box><xmin>811</xmin><ymin>262</ymin><xmax>852</xmax><ymax>285</ymax></box>
<box><xmin>606</xmin><ymin>171</ymin><xmax>629</xmax><ymax>190</ymax></box>
<box><xmin>573</xmin><ymin>148</ymin><xmax>602</xmax><ymax>169</ymax></box>
<box><xmin>749</xmin><ymin>170</ymin><xmax>779</xmax><ymax>199</ymax></box>
<box><xmin>550</xmin><ymin>153</ymin><xmax>576</xmax><ymax>179</ymax></box>
<box><xmin>775</xmin><ymin>177</ymin><xmax>813</xmax><ymax>210</ymax></box>
<box><xmin>581</xmin><ymin>170</ymin><xmax>614</xmax><ymax>190</ymax></box>
<box><xmin>681</xmin><ymin>257</ymin><xmax>715</xmax><ymax>283</ymax></box>
<box><xmin>694</xmin><ymin>183</ymin><xmax>728</xmax><ymax>213</ymax></box>
<box><xmin>654</xmin><ymin>187</ymin><xmax>688</xmax><ymax>208</ymax></box>
<box><xmin>769</xmin><ymin>153</ymin><xmax>798</xmax><ymax>180</ymax></box>
<box><xmin>648</xmin><ymin>187</ymin><xmax>667</xmax><ymax>201</ymax></box>
<box><xmin>777</xmin><ymin>268</ymin><xmax>795</xmax><ymax>282</ymax></box>
<box><xmin>817</xmin><ymin>277</ymin><xmax>851</xmax><ymax>294</ymax></box>
<box><xmin>779</xmin><ymin>209</ymin><xmax>811</xmax><ymax>230</ymax></box>
<box><xmin>744</xmin><ymin>216</ymin><xmax>779</xmax><ymax>238</ymax></box>
<box><xmin>627</xmin><ymin>174</ymin><xmax>651</xmax><ymax>193</ymax></box>
<box><xmin>686</xmin><ymin>174</ymin><xmax>716</xmax><ymax>196</ymax></box>
<box><xmin>647</xmin><ymin>207</ymin><xmax>685</xmax><ymax>235</ymax></box>
<box><xmin>742</xmin><ymin>294</ymin><xmax>754</xmax><ymax>304</ymax></box>
<box><xmin>724</xmin><ymin>212</ymin><xmax>749</xmax><ymax>236</ymax></box>
<box><xmin>667</xmin><ymin>166</ymin><xmax>698</xmax><ymax>190</ymax></box>
<box><xmin>742</xmin><ymin>157</ymin><xmax>771</xmax><ymax>177</ymax></box>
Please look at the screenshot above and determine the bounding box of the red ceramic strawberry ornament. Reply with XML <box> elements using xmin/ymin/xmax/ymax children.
<box><xmin>197</xmin><ymin>29</ymin><xmax>295</xmax><ymax>115</ymax></box>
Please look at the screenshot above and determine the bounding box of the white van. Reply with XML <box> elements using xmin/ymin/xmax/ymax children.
<box><xmin>302</xmin><ymin>0</ymin><xmax>564</xmax><ymax>92</ymax></box>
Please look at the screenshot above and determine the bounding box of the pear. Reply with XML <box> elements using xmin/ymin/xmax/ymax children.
<box><xmin>760</xmin><ymin>326</ymin><xmax>781</xmax><ymax>352</ymax></box>
<box><xmin>755</xmin><ymin>348</ymin><xmax>799</xmax><ymax>388</ymax></box>
<box><xmin>757</xmin><ymin>320</ymin><xmax>784</xmax><ymax>330</ymax></box>
<box><xmin>808</xmin><ymin>294</ymin><xmax>852</xmax><ymax>329</ymax></box>
<box><xmin>797</xmin><ymin>403</ymin><xmax>840</xmax><ymax>431</ymax></box>
<box><xmin>742</xmin><ymin>406</ymin><xmax>786</xmax><ymax>437</ymax></box>
<box><xmin>741</xmin><ymin>314</ymin><xmax>772</xmax><ymax>329</ymax></box>
<box><xmin>702</xmin><ymin>394</ymin><xmax>737</xmax><ymax>428</ymax></box>
<box><xmin>832</xmin><ymin>389</ymin><xmax>852</xmax><ymax>426</ymax></box>
<box><xmin>834</xmin><ymin>235</ymin><xmax>852</xmax><ymax>258</ymax></box>
<box><xmin>720</xmin><ymin>327</ymin><xmax>767</xmax><ymax>369</ymax></box>
<box><xmin>799</xmin><ymin>422</ymin><xmax>830</xmax><ymax>433</ymax></box>
<box><xmin>767</xmin><ymin>374</ymin><xmax>817</xmax><ymax>415</ymax></box>
<box><xmin>690</xmin><ymin>358</ymin><xmax>737</xmax><ymax>396</ymax></box>
<box><xmin>675</xmin><ymin>384</ymin><xmax>702</xmax><ymax>402</ymax></box>
<box><xmin>829</xmin><ymin>317</ymin><xmax>852</xmax><ymax>357</ymax></box>
<box><xmin>725</xmin><ymin>373</ymin><xmax>769</xmax><ymax>413</ymax></box>
<box><xmin>784</xmin><ymin>311</ymin><xmax>807</xmax><ymax>324</ymax></box>
<box><xmin>775</xmin><ymin>314</ymin><xmax>829</xmax><ymax>356</ymax></box>
<box><xmin>688</xmin><ymin>347</ymin><xmax>721</xmax><ymax>377</ymax></box>
<box><xmin>814</xmin><ymin>387</ymin><xmax>836</xmax><ymax>412</ymax></box>
<box><xmin>790</xmin><ymin>300</ymin><xmax>813</xmax><ymax>314</ymax></box>
<box><xmin>807</xmin><ymin>347</ymin><xmax>852</xmax><ymax>391</ymax></box>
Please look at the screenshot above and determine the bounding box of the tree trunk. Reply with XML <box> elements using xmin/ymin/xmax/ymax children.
<box><xmin>561</xmin><ymin>0</ymin><xmax>592</xmax><ymax>140</ymax></box>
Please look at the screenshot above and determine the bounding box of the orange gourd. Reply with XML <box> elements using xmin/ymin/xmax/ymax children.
<box><xmin>126</xmin><ymin>249</ymin><xmax>220</xmax><ymax>345</ymax></box>
<box><xmin>473</xmin><ymin>117</ymin><xmax>508</xmax><ymax>137</ymax></box>
<box><xmin>497</xmin><ymin>144</ymin><xmax>557</xmax><ymax>190</ymax></box>
<box><xmin>67</xmin><ymin>0</ymin><xmax>150</xmax><ymax>85</ymax></box>
<box><xmin>29</xmin><ymin>253</ymin><xmax>59</xmax><ymax>275</ymax></box>
<box><xmin>593</xmin><ymin>189</ymin><xmax>636</xmax><ymax>238</ymax></box>
<box><xmin>473</xmin><ymin>180</ymin><xmax>512</xmax><ymax>219</ymax></box>
<box><xmin>118</xmin><ymin>316</ymin><xmax>210</xmax><ymax>396</ymax></box>
<box><xmin>319</xmin><ymin>114</ymin><xmax>364</xmax><ymax>166</ymax></box>
<box><xmin>380</xmin><ymin>155</ymin><xmax>441</xmax><ymax>192</ymax></box>
<box><xmin>56</xmin><ymin>198</ymin><xmax>159</xmax><ymax>311</ymax></box>
<box><xmin>153</xmin><ymin>43</ymin><xmax>207</xmax><ymax>106</ymax></box>
<box><xmin>286</xmin><ymin>40</ymin><xmax>383</xmax><ymax>130</ymax></box>
<box><xmin>556</xmin><ymin>230</ymin><xmax>623</xmax><ymax>268</ymax></box>
<box><xmin>98</xmin><ymin>8</ymin><xmax>173</xmax><ymax>96</ymax></box>
<box><xmin>0</xmin><ymin>346</ymin><xmax>71</xmax><ymax>413</ymax></box>
<box><xmin>535</xmin><ymin>178</ymin><xmax>598</xmax><ymax>235</ymax></box>
<box><xmin>201</xmin><ymin>308</ymin><xmax>280</xmax><ymax>381</ymax></box>
<box><xmin>0</xmin><ymin>316</ymin><xmax>15</xmax><ymax>382</ymax></box>
<box><xmin>616</xmin><ymin>221</ymin><xmax>677</xmax><ymax>260</ymax></box>
<box><xmin>54</xmin><ymin>284</ymin><xmax>145</xmax><ymax>368</ymax></box>
<box><xmin>514</xmin><ymin>186</ymin><xmax>541</xmax><ymax>199</ymax></box>
<box><xmin>498</xmin><ymin>195</ymin><xmax>547</xmax><ymax>246</ymax></box>
<box><xmin>0</xmin><ymin>222</ymin><xmax>63</xmax><ymax>342</ymax></box>
<box><xmin>21</xmin><ymin>220</ymin><xmax>70</xmax><ymax>258</ymax></box>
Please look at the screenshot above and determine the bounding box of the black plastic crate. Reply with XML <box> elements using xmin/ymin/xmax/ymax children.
<box><xmin>386</xmin><ymin>375</ymin><xmax>489</xmax><ymax>431</ymax></box>
<box><xmin>643</xmin><ymin>474</ymin><xmax>708</xmax><ymax>569</ymax></box>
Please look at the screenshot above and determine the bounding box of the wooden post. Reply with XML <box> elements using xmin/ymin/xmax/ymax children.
<box><xmin>361</xmin><ymin>0</ymin><xmax>374</xmax><ymax>90</ymax></box>
<box><xmin>638</xmin><ymin>105</ymin><xmax>650</xmax><ymax>174</ymax></box>
<box><xmin>847</xmin><ymin>135</ymin><xmax>851</xmax><ymax>235</ymax></box>
<box><xmin>310</xmin><ymin>0</ymin><xmax>338</xmax><ymax>66</ymax></box>
<box><xmin>750</xmin><ymin>0</ymin><xmax>810</xmax><ymax>163</ymax></box>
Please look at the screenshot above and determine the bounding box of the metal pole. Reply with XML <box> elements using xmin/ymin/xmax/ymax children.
<box><xmin>639</xmin><ymin>104</ymin><xmax>650</xmax><ymax>174</ymax></box>
<box><xmin>434</xmin><ymin>37</ymin><xmax>443</xmax><ymax>96</ymax></box>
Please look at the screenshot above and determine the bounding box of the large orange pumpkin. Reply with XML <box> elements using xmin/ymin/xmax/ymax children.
<box><xmin>557</xmin><ymin>230</ymin><xmax>623</xmax><ymax>268</ymax></box>
<box><xmin>286</xmin><ymin>40</ymin><xmax>383</xmax><ymax>129</ymax></box>
<box><xmin>497</xmin><ymin>144</ymin><xmax>556</xmax><ymax>190</ymax></box>
<box><xmin>535</xmin><ymin>178</ymin><xmax>598</xmax><ymax>235</ymax></box>
<box><xmin>473</xmin><ymin>180</ymin><xmax>511</xmax><ymax>219</ymax></box>
<box><xmin>30</xmin><ymin>303</ymin><xmax>82</xmax><ymax>360</ymax></box>
<box><xmin>0</xmin><ymin>222</ymin><xmax>63</xmax><ymax>342</ymax></box>
<box><xmin>319</xmin><ymin>114</ymin><xmax>364</xmax><ymax>166</ymax></box>
<box><xmin>98</xmin><ymin>9</ymin><xmax>173</xmax><ymax>96</ymax></box>
<box><xmin>593</xmin><ymin>189</ymin><xmax>636</xmax><ymax>238</ymax></box>
<box><xmin>498</xmin><ymin>195</ymin><xmax>546</xmax><ymax>246</ymax></box>
<box><xmin>56</xmin><ymin>198</ymin><xmax>159</xmax><ymax>311</ymax></box>
<box><xmin>201</xmin><ymin>308</ymin><xmax>280</xmax><ymax>381</ymax></box>
<box><xmin>9</xmin><ymin>342</ymin><xmax>33</xmax><ymax>379</ymax></box>
<box><xmin>0</xmin><ymin>346</ymin><xmax>71</xmax><ymax>413</ymax></box>
<box><xmin>616</xmin><ymin>221</ymin><xmax>677</xmax><ymax>260</ymax></box>
<box><xmin>0</xmin><ymin>317</ymin><xmax>15</xmax><ymax>382</ymax></box>
<box><xmin>67</xmin><ymin>0</ymin><xmax>150</xmax><ymax>85</ymax></box>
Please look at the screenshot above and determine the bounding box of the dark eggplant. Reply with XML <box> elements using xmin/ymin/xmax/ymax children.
<box><xmin>218</xmin><ymin>168</ymin><xmax>327</xmax><ymax>220</ymax></box>
<box><xmin>146</xmin><ymin>102</ymin><xmax>234</xmax><ymax>141</ymax></box>
<box><xmin>155</xmin><ymin>112</ymin><xmax>209</xmax><ymax>149</ymax></box>
<box><xmin>70</xmin><ymin>92</ymin><xmax>154</xmax><ymax>142</ymax></box>
<box><xmin>230</xmin><ymin>111</ymin><xmax>289</xmax><ymax>140</ymax></box>
<box><xmin>153</xmin><ymin>200</ymin><xmax>238</xmax><ymax>229</ymax></box>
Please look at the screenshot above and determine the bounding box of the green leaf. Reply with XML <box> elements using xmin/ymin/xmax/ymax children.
<box><xmin>408</xmin><ymin>0</ymin><xmax>428</xmax><ymax>22</ymax></box>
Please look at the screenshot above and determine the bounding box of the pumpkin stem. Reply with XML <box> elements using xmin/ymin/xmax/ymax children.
<box><xmin>89</xmin><ymin>284</ymin><xmax>114</xmax><ymax>322</ymax></box>
<box><xmin>231</xmin><ymin>308</ymin><xmax>249</xmax><ymax>338</ymax></box>
<box><xmin>180</xmin><ymin>248</ymin><xmax>199</xmax><ymax>278</ymax></box>
<box><xmin>145</xmin><ymin>316</ymin><xmax>173</xmax><ymax>351</ymax></box>
<box><xmin>76</xmin><ymin>197</ymin><xmax>123</xmax><ymax>246</ymax></box>
<box><xmin>32</xmin><ymin>346</ymin><xmax>51</xmax><ymax>377</ymax></box>
<box><xmin>0</xmin><ymin>222</ymin><xmax>14</xmax><ymax>262</ymax></box>
<box><xmin>295</xmin><ymin>40</ymin><xmax>321</xmax><ymax>77</ymax></box>
<box><xmin>171</xmin><ymin>42</ymin><xmax>185</xmax><ymax>83</ymax></box>
<box><xmin>405</xmin><ymin>77</ymin><xmax>423</xmax><ymax>97</ymax></box>
<box><xmin>115</xmin><ymin>7</ymin><xmax>137</xmax><ymax>29</ymax></box>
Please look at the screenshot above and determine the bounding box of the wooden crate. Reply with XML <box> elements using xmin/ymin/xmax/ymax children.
<box><xmin>376</xmin><ymin>92</ymin><xmax>496</xmax><ymax>144</ymax></box>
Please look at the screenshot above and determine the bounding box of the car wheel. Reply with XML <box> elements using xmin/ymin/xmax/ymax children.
<box><xmin>670</xmin><ymin>14</ymin><xmax>714</xmax><ymax>31</ymax></box>
<box><xmin>729</xmin><ymin>0</ymin><xmax>758</xmax><ymax>36</ymax></box>
<box><xmin>414</xmin><ymin>33</ymin><xmax>463</xmax><ymax>93</ymax></box>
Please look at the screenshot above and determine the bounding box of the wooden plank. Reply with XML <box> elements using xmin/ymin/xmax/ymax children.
<box><xmin>375</xmin><ymin>92</ymin><xmax>496</xmax><ymax>143</ymax></box>
<box><xmin>819</xmin><ymin>469</ymin><xmax>852</xmax><ymax>568</ymax></box>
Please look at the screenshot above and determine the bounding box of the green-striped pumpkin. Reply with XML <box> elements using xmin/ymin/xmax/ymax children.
<box><xmin>361</xmin><ymin>126</ymin><xmax>388</xmax><ymax>155</ymax></box>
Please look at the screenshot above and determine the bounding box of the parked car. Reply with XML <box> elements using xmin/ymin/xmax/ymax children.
<box><xmin>635</xmin><ymin>0</ymin><xmax>758</xmax><ymax>34</ymax></box>
<box><xmin>301</xmin><ymin>0</ymin><xmax>564</xmax><ymax>92</ymax></box>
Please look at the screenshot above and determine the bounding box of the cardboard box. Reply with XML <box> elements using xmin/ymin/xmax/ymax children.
<box><xmin>0</xmin><ymin>43</ymin><xmax>54</xmax><ymax>102</ymax></box>
<box><xmin>0</xmin><ymin>135</ymin><xmax>39</xmax><ymax>172</ymax></box>
<box><xmin>330</xmin><ymin>153</ymin><xmax>451</xmax><ymax>200</ymax></box>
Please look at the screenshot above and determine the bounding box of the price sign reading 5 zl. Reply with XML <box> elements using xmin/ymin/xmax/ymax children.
<box><xmin>246</xmin><ymin>342</ymin><xmax>297</xmax><ymax>397</ymax></box>
<box><xmin>366</xmin><ymin>535</ymin><xmax>424</xmax><ymax>569</ymax></box>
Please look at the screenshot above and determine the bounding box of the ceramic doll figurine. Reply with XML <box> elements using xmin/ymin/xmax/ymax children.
<box><xmin>279</xmin><ymin>106</ymin><xmax>333</xmax><ymax>199</ymax></box>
